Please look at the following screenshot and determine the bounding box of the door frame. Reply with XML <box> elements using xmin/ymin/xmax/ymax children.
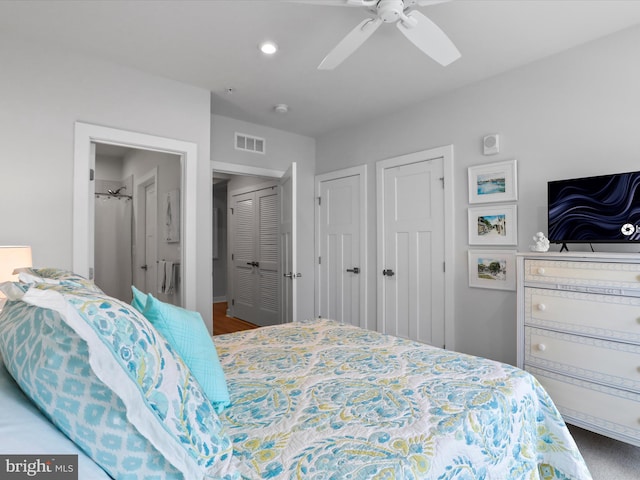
<box><xmin>376</xmin><ymin>144</ymin><xmax>455</xmax><ymax>350</ymax></box>
<box><xmin>134</xmin><ymin>167</ymin><xmax>158</xmax><ymax>293</ymax></box>
<box><xmin>314</xmin><ymin>165</ymin><xmax>368</xmax><ymax>327</ymax></box>
<box><xmin>211</xmin><ymin>160</ymin><xmax>297</xmax><ymax>323</ymax></box>
<box><xmin>73</xmin><ymin>121</ymin><xmax>197</xmax><ymax>310</ymax></box>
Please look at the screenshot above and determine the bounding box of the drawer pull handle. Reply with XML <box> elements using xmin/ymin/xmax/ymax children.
<box><xmin>537</xmin><ymin>303</ymin><xmax>547</xmax><ymax>311</ymax></box>
<box><xmin>537</xmin><ymin>267</ymin><xmax>546</xmax><ymax>275</ymax></box>
<box><xmin>536</xmin><ymin>343</ymin><xmax>547</xmax><ymax>352</ymax></box>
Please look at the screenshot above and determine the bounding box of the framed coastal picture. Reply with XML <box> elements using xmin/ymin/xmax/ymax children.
<box><xmin>468</xmin><ymin>204</ymin><xmax>517</xmax><ymax>245</ymax></box>
<box><xmin>468</xmin><ymin>249</ymin><xmax>517</xmax><ymax>290</ymax></box>
<box><xmin>468</xmin><ymin>159</ymin><xmax>518</xmax><ymax>204</ymax></box>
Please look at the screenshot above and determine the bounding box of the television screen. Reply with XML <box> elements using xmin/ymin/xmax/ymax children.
<box><xmin>548</xmin><ymin>170</ymin><xmax>640</xmax><ymax>243</ymax></box>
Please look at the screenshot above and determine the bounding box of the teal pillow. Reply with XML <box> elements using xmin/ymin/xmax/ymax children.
<box><xmin>131</xmin><ymin>286</ymin><xmax>231</xmax><ymax>412</ymax></box>
<box><xmin>130</xmin><ymin>284</ymin><xmax>146</xmax><ymax>312</ymax></box>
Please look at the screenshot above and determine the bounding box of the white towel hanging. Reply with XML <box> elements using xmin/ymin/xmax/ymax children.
<box><xmin>158</xmin><ymin>261</ymin><xmax>167</xmax><ymax>294</ymax></box>
<box><xmin>166</xmin><ymin>261</ymin><xmax>175</xmax><ymax>295</ymax></box>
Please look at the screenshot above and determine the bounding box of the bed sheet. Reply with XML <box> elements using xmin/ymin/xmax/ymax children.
<box><xmin>214</xmin><ymin>319</ymin><xmax>592</xmax><ymax>480</ymax></box>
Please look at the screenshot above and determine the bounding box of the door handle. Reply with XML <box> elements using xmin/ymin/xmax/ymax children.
<box><xmin>346</xmin><ymin>267</ymin><xmax>360</xmax><ymax>274</ymax></box>
<box><xmin>246</xmin><ymin>261</ymin><xmax>260</xmax><ymax>267</ymax></box>
<box><xmin>382</xmin><ymin>269</ymin><xmax>395</xmax><ymax>276</ymax></box>
<box><xmin>140</xmin><ymin>264</ymin><xmax>148</xmax><ymax>271</ymax></box>
<box><xmin>283</xmin><ymin>272</ymin><xmax>294</xmax><ymax>278</ymax></box>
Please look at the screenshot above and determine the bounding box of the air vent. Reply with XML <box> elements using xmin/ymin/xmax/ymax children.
<box><xmin>235</xmin><ymin>132</ymin><xmax>265</xmax><ymax>154</ymax></box>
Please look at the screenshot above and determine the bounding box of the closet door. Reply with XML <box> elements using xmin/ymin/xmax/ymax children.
<box><xmin>231</xmin><ymin>191</ymin><xmax>257</xmax><ymax>322</ymax></box>
<box><xmin>317</xmin><ymin>172</ymin><xmax>363</xmax><ymax>326</ymax></box>
<box><xmin>231</xmin><ymin>187</ymin><xmax>280</xmax><ymax>326</ymax></box>
<box><xmin>377</xmin><ymin>153</ymin><xmax>446</xmax><ymax>348</ymax></box>
<box><xmin>255</xmin><ymin>188</ymin><xmax>279</xmax><ymax>325</ymax></box>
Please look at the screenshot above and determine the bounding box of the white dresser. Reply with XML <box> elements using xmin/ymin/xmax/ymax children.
<box><xmin>516</xmin><ymin>252</ymin><xmax>640</xmax><ymax>447</ymax></box>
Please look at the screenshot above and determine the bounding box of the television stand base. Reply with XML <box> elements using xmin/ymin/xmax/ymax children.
<box><xmin>559</xmin><ymin>243</ymin><xmax>569</xmax><ymax>252</ymax></box>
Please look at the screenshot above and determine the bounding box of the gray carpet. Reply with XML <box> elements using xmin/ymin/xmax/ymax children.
<box><xmin>568</xmin><ymin>425</ymin><xmax>640</xmax><ymax>480</ymax></box>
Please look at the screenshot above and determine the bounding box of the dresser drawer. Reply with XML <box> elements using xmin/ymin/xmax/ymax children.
<box><xmin>524</xmin><ymin>259</ymin><xmax>640</xmax><ymax>292</ymax></box>
<box><xmin>525</xmin><ymin>327</ymin><xmax>640</xmax><ymax>392</ymax></box>
<box><xmin>524</xmin><ymin>287</ymin><xmax>640</xmax><ymax>343</ymax></box>
<box><xmin>528</xmin><ymin>366</ymin><xmax>640</xmax><ymax>446</ymax></box>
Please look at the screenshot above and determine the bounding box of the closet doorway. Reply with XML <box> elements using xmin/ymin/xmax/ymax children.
<box><xmin>376</xmin><ymin>145</ymin><xmax>455</xmax><ymax>350</ymax></box>
<box><xmin>230</xmin><ymin>182</ymin><xmax>279</xmax><ymax>326</ymax></box>
<box><xmin>212</xmin><ymin>161</ymin><xmax>297</xmax><ymax>326</ymax></box>
<box><xmin>315</xmin><ymin>165</ymin><xmax>367</xmax><ymax>328</ymax></box>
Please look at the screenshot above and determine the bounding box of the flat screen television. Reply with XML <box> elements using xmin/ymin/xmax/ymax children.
<box><xmin>548</xmin><ymin>170</ymin><xmax>640</xmax><ymax>244</ymax></box>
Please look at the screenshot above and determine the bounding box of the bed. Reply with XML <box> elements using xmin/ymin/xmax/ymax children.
<box><xmin>0</xmin><ymin>269</ymin><xmax>592</xmax><ymax>479</ymax></box>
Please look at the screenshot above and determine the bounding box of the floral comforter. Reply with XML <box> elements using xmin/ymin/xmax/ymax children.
<box><xmin>214</xmin><ymin>319</ymin><xmax>591</xmax><ymax>480</ymax></box>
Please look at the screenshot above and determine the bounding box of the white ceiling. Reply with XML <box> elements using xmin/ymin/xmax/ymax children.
<box><xmin>2</xmin><ymin>0</ymin><xmax>640</xmax><ymax>138</ymax></box>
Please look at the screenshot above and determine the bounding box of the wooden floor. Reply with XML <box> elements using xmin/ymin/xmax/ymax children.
<box><xmin>213</xmin><ymin>302</ymin><xmax>259</xmax><ymax>336</ymax></box>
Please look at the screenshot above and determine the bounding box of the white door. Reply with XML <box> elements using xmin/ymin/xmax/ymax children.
<box><xmin>377</xmin><ymin>153</ymin><xmax>445</xmax><ymax>347</ymax></box>
<box><xmin>88</xmin><ymin>142</ymin><xmax>96</xmax><ymax>280</ymax></box>
<box><xmin>316</xmin><ymin>167</ymin><xmax>366</xmax><ymax>326</ymax></box>
<box><xmin>230</xmin><ymin>187</ymin><xmax>280</xmax><ymax>327</ymax></box>
<box><xmin>255</xmin><ymin>188</ymin><xmax>280</xmax><ymax>325</ymax></box>
<box><xmin>280</xmin><ymin>163</ymin><xmax>297</xmax><ymax>324</ymax></box>
<box><xmin>144</xmin><ymin>183</ymin><xmax>157</xmax><ymax>294</ymax></box>
<box><xmin>231</xmin><ymin>191</ymin><xmax>256</xmax><ymax>322</ymax></box>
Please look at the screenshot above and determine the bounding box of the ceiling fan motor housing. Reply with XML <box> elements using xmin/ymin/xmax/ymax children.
<box><xmin>377</xmin><ymin>0</ymin><xmax>412</xmax><ymax>24</ymax></box>
<box><xmin>377</xmin><ymin>1</ymin><xmax>402</xmax><ymax>22</ymax></box>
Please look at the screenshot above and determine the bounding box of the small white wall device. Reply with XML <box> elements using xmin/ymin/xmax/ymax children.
<box><xmin>483</xmin><ymin>134</ymin><xmax>500</xmax><ymax>155</ymax></box>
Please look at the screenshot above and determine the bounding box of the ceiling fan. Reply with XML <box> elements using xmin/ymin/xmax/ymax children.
<box><xmin>302</xmin><ymin>0</ymin><xmax>460</xmax><ymax>70</ymax></box>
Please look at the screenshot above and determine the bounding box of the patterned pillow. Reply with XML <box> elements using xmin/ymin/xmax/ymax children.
<box><xmin>0</xmin><ymin>282</ymin><xmax>239</xmax><ymax>480</ymax></box>
<box><xmin>0</xmin><ymin>297</ymin><xmax>183</xmax><ymax>479</ymax></box>
<box><xmin>131</xmin><ymin>286</ymin><xmax>231</xmax><ymax>412</ymax></box>
<box><xmin>14</xmin><ymin>267</ymin><xmax>103</xmax><ymax>293</ymax></box>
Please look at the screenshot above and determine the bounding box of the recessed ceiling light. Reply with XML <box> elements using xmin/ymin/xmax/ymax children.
<box><xmin>259</xmin><ymin>41</ymin><xmax>278</xmax><ymax>55</ymax></box>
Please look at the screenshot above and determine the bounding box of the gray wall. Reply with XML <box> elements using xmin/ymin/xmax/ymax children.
<box><xmin>121</xmin><ymin>150</ymin><xmax>182</xmax><ymax>306</ymax></box>
<box><xmin>315</xmin><ymin>25</ymin><xmax>640</xmax><ymax>365</ymax></box>
<box><xmin>0</xmin><ymin>39</ymin><xmax>214</xmax><ymax>329</ymax></box>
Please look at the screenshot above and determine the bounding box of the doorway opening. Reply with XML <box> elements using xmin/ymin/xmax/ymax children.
<box><xmin>212</xmin><ymin>161</ymin><xmax>296</xmax><ymax>327</ymax></box>
<box><xmin>73</xmin><ymin>122</ymin><xmax>197</xmax><ymax>310</ymax></box>
<box><xmin>213</xmin><ymin>172</ymin><xmax>279</xmax><ymax>326</ymax></box>
<box><xmin>93</xmin><ymin>145</ymin><xmax>181</xmax><ymax>306</ymax></box>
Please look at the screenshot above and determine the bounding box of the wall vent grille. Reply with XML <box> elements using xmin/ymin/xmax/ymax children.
<box><xmin>235</xmin><ymin>132</ymin><xmax>266</xmax><ymax>154</ymax></box>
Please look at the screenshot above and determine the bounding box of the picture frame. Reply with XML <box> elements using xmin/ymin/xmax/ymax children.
<box><xmin>468</xmin><ymin>159</ymin><xmax>518</xmax><ymax>204</ymax></box>
<box><xmin>468</xmin><ymin>204</ymin><xmax>517</xmax><ymax>245</ymax></box>
<box><xmin>468</xmin><ymin>249</ymin><xmax>517</xmax><ymax>291</ymax></box>
<box><xmin>164</xmin><ymin>189</ymin><xmax>180</xmax><ymax>243</ymax></box>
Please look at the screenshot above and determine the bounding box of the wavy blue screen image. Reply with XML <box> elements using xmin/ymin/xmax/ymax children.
<box><xmin>548</xmin><ymin>171</ymin><xmax>640</xmax><ymax>243</ymax></box>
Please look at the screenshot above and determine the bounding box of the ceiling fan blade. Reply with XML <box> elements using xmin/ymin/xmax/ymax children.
<box><xmin>318</xmin><ymin>17</ymin><xmax>383</xmax><ymax>70</ymax></box>
<box><xmin>396</xmin><ymin>10</ymin><xmax>460</xmax><ymax>66</ymax></box>
<box><xmin>287</xmin><ymin>0</ymin><xmax>371</xmax><ymax>6</ymax></box>
<box><xmin>413</xmin><ymin>0</ymin><xmax>451</xmax><ymax>6</ymax></box>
